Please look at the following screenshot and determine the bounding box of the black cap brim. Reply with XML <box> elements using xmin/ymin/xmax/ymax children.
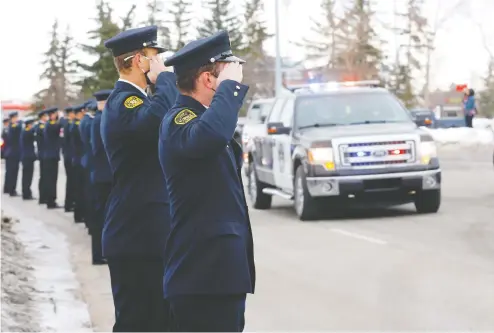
<box><xmin>150</xmin><ymin>46</ymin><xmax>167</xmax><ymax>54</ymax></box>
<box><xmin>220</xmin><ymin>55</ymin><xmax>246</xmax><ymax>64</ymax></box>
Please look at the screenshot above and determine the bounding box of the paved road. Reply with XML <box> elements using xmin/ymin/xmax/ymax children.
<box><xmin>2</xmin><ymin>145</ymin><xmax>494</xmax><ymax>331</ymax></box>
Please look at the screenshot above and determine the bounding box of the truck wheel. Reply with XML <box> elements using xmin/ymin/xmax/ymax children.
<box><xmin>248</xmin><ymin>163</ymin><xmax>272</xmax><ymax>210</ymax></box>
<box><xmin>414</xmin><ymin>189</ymin><xmax>441</xmax><ymax>213</ymax></box>
<box><xmin>294</xmin><ymin>165</ymin><xmax>321</xmax><ymax>221</ymax></box>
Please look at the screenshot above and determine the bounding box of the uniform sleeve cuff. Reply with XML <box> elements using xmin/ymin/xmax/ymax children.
<box><xmin>217</xmin><ymin>80</ymin><xmax>249</xmax><ymax>101</ymax></box>
<box><xmin>156</xmin><ymin>72</ymin><xmax>177</xmax><ymax>87</ymax></box>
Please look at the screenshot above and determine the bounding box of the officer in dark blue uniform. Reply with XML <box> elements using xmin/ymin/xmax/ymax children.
<box><xmin>20</xmin><ymin>117</ymin><xmax>37</xmax><ymax>200</ymax></box>
<box><xmin>35</xmin><ymin>110</ymin><xmax>49</xmax><ymax>204</ymax></box>
<box><xmin>62</xmin><ymin>106</ymin><xmax>76</xmax><ymax>212</ymax></box>
<box><xmin>1</xmin><ymin>117</ymin><xmax>8</xmax><ymax>160</ymax></box>
<box><xmin>80</xmin><ymin>100</ymin><xmax>97</xmax><ymax>235</ymax></box>
<box><xmin>43</xmin><ymin>107</ymin><xmax>62</xmax><ymax>208</ymax></box>
<box><xmin>102</xmin><ymin>25</ymin><xmax>178</xmax><ymax>332</ymax></box>
<box><xmin>4</xmin><ymin>111</ymin><xmax>22</xmax><ymax>196</ymax></box>
<box><xmin>70</xmin><ymin>105</ymin><xmax>86</xmax><ymax>223</ymax></box>
<box><xmin>90</xmin><ymin>89</ymin><xmax>113</xmax><ymax>266</ymax></box>
<box><xmin>159</xmin><ymin>31</ymin><xmax>255</xmax><ymax>332</ymax></box>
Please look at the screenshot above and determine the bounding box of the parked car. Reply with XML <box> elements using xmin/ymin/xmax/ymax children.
<box><xmin>410</xmin><ymin>108</ymin><xmax>436</xmax><ymax>128</ymax></box>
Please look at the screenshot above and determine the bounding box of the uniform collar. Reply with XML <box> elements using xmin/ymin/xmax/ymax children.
<box><xmin>117</xmin><ymin>79</ymin><xmax>148</xmax><ymax>97</ymax></box>
<box><xmin>176</xmin><ymin>94</ymin><xmax>207</xmax><ymax>114</ymax></box>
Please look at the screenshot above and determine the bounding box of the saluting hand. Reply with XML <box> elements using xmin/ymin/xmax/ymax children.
<box><xmin>147</xmin><ymin>55</ymin><xmax>167</xmax><ymax>84</ymax></box>
<box><xmin>216</xmin><ymin>62</ymin><xmax>243</xmax><ymax>88</ymax></box>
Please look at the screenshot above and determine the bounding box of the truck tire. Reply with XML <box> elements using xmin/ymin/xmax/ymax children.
<box><xmin>248</xmin><ymin>163</ymin><xmax>272</xmax><ymax>210</ymax></box>
<box><xmin>414</xmin><ymin>189</ymin><xmax>441</xmax><ymax>213</ymax></box>
<box><xmin>294</xmin><ymin>165</ymin><xmax>321</xmax><ymax>221</ymax></box>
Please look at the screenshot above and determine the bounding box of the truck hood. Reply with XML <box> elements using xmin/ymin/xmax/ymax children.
<box><xmin>299</xmin><ymin>122</ymin><xmax>418</xmax><ymax>140</ymax></box>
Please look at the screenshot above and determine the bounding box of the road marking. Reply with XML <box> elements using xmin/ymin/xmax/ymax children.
<box><xmin>330</xmin><ymin>228</ymin><xmax>388</xmax><ymax>245</ymax></box>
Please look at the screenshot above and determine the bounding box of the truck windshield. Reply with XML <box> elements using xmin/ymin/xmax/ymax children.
<box><xmin>295</xmin><ymin>92</ymin><xmax>412</xmax><ymax>128</ymax></box>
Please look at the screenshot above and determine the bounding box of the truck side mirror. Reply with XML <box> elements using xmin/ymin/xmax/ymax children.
<box><xmin>267</xmin><ymin>122</ymin><xmax>291</xmax><ymax>135</ymax></box>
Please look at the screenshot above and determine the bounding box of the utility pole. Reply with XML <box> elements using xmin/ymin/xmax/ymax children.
<box><xmin>274</xmin><ymin>0</ymin><xmax>282</xmax><ymax>97</ymax></box>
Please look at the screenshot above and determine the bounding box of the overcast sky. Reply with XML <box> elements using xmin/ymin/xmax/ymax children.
<box><xmin>1</xmin><ymin>0</ymin><xmax>493</xmax><ymax>102</ymax></box>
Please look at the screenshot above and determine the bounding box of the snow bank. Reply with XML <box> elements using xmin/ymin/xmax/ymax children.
<box><xmin>2</xmin><ymin>207</ymin><xmax>93</xmax><ymax>331</ymax></box>
<box><xmin>422</xmin><ymin>126</ymin><xmax>494</xmax><ymax>146</ymax></box>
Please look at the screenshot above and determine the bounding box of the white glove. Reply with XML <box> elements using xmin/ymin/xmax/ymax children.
<box><xmin>216</xmin><ymin>62</ymin><xmax>243</xmax><ymax>87</ymax></box>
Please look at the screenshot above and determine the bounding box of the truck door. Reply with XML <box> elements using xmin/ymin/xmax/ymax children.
<box><xmin>260</xmin><ymin>98</ymin><xmax>286</xmax><ymax>184</ymax></box>
<box><xmin>273</xmin><ymin>98</ymin><xmax>295</xmax><ymax>191</ymax></box>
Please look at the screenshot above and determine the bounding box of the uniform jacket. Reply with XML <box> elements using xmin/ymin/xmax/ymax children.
<box><xmin>34</xmin><ymin>122</ymin><xmax>46</xmax><ymax>159</ymax></box>
<box><xmin>20</xmin><ymin>125</ymin><xmax>36</xmax><ymax>161</ymax></box>
<box><xmin>6</xmin><ymin>122</ymin><xmax>22</xmax><ymax>159</ymax></box>
<box><xmin>91</xmin><ymin>110</ymin><xmax>112</xmax><ymax>183</ymax></box>
<box><xmin>159</xmin><ymin>80</ymin><xmax>255</xmax><ymax>297</ymax></box>
<box><xmin>43</xmin><ymin>120</ymin><xmax>61</xmax><ymax>160</ymax></box>
<box><xmin>80</xmin><ymin>113</ymin><xmax>94</xmax><ymax>170</ymax></box>
<box><xmin>101</xmin><ymin>72</ymin><xmax>178</xmax><ymax>258</ymax></box>
<box><xmin>2</xmin><ymin>127</ymin><xmax>8</xmax><ymax>155</ymax></box>
<box><xmin>70</xmin><ymin>120</ymin><xmax>84</xmax><ymax>166</ymax></box>
<box><xmin>61</xmin><ymin>118</ymin><xmax>74</xmax><ymax>161</ymax></box>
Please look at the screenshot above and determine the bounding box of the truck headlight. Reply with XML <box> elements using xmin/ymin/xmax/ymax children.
<box><xmin>419</xmin><ymin>134</ymin><xmax>437</xmax><ymax>165</ymax></box>
<box><xmin>308</xmin><ymin>147</ymin><xmax>335</xmax><ymax>170</ymax></box>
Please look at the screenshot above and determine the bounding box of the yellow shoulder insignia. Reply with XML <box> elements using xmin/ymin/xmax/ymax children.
<box><xmin>50</xmin><ymin>120</ymin><xmax>56</xmax><ymax>125</ymax></box>
<box><xmin>124</xmin><ymin>95</ymin><xmax>144</xmax><ymax>109</ymax></box>
<box><xmin>174</xmin><ymin>109</ymin><xmax>197</xmax><ymax>125</ymax></box>
<box><xmin>40</xmin><ymin>124</ymin><xmax>45</xmax><ymax>129</ymax></box>
<box><xmin>75</xmin><ymin>121</ymin><xmax>80</xmax><ymax>125</ymax></box>
<box><xmin>12</xmin><ymin>124</ymin><xmax>17</xmax><ymax>128</ymax></box>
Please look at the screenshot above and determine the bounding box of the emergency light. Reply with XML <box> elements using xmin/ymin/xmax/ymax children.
<box><xmin>288</xmin><ymin>80</ymin><xmax>381</xmax><ymax>93</ymax></box>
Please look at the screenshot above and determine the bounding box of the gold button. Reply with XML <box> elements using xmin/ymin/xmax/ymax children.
<box><xmin>234</xmin><ymin>91</ymin><xmax>238</xmax><ymax>96</ymax></box>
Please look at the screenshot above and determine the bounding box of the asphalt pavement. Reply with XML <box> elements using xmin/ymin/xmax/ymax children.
<box><xmin>2</xmin><ymin>145</ymin><xmax>494</xmax><ymax>331</ymax></box>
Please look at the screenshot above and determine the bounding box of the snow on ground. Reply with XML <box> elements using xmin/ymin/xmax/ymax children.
<box><xmin>422</xmin><ymin>118</ymin><xmax>494</xmax><ymax>146</ymax></box>
<box><xmin>1</xmin><ymin>214</ymin><xmax>41</xmax><ymax>332</ymax></box>
<box><xmin>1</xmin><ymin>207</ymin><xmax>92</xmax><ymax>332</ymax></box>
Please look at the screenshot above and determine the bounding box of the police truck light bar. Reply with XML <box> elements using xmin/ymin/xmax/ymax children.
<box><xmin>287</xmin><ymin>80</ymin><xmax>381</xmax><ymax>93</ymax></box>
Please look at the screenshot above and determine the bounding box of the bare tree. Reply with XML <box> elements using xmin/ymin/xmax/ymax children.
<box><xmin>422</xmin><ymin>0</ymin><xmax>467</xmax><ymax>105</ymax></box>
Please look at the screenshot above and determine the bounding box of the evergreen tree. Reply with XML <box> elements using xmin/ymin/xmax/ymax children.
<box><xmin>391</xmin><ymin>0</ymin><xmax>428</xmax><ymax>105</ymax></box>
<box><xmin>297</xmin><ymin>0</ymin><xmax>342</xmax><ymax>69</ymax></box>
<box><xmin>35</xmin><ymin>19</ymin><xmax>64</xmax><ymax>108</ymax></box>
<box><xmin>143</xmin><ymin>0</ymin><xmax>171</xmax><ymax>50</ymax></box>
<box><xmin>77</xmin><ymin>0</ymin><xmax>136</xmax><ymax>96</ymax></box>
<box><xmin>242</xmin><ymin>0</ymin><xmax>272</xmax><ymax>97</ymax></box>
<box><xmin>169</xmin><ymin>0</ymin><xmax>192</xmax><ymax>50</ymax></box>
<box><xmin>197</xmin><ymin>0</ymin><xmax>243</xmax><ymax>53</ymax></box>
<box><xmin>59</xmin><ymin>25</ymin><xmax>78</xmax><ymax>105</ymax></box>
<box><xmin>336</xmin><ymin>0</ymin><xmax>383</xmax><ymax>80</ymax></box>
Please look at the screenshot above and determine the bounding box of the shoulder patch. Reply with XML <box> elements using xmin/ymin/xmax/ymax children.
<box><xmin>124</xmin><ymin>96</ymin><xmax>144</xmax><ymax>109</ymax></box>
<box><xmin>174</xmin><ymin>109</ymin><xmax>197</xmax><ymax>125</ymax></box>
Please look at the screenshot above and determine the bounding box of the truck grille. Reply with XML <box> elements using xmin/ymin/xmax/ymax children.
<box><xmin>339</xmin><ymin>140</ymin><xmax>416</xmax><ymax>168</ymax></box>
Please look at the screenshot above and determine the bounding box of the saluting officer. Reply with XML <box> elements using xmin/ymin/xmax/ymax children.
<box><xmin>62</xmin><ymin>106</ymin><xmax>76</xmax><ymax>212</ymax></box>
<box><xmin>20</xmin><ymin>117</ymin><xmax>37</xmax><ymax>200</ymax></box>
<box><xmin>80</xmin><ymin>100</ymin><xmax>96</xmax><ymax>235</ymax></box>
<box><xmin>159</xmin><ymin>31</ymin><xmax>255</xmax><ymax>332</ymax></box>
<box><xmin>35</xmin><ymin>110</ymin><xmax>49</xmax><ymax>204</ymax></box>
<box><xmin>90</xmin><ymin>89</ymin><xmax>113</xmax><ymax>266</ymax></box>
<box><xmin>102</xmin><ymin>25</ymin><xmax>178</xmax><ymax>332</ymax></box>
<box><xmin>43</xmin><ymin>107</ymin><xmax>62</xmax><ymax>209</ymax></box>
<box><xmin>1</xmin><ymin>117</ymin><xmax>8</xmax><ymax>160</ymax></box>
<box><xmin>4</xmin><ymin>111</ymin><xmax>22</xmax><ymax>196</ymax></box>
<box><xmin>70</xmin><ymin>105</ymin><xmax>86</xmax><ymax>223</ymax></box>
